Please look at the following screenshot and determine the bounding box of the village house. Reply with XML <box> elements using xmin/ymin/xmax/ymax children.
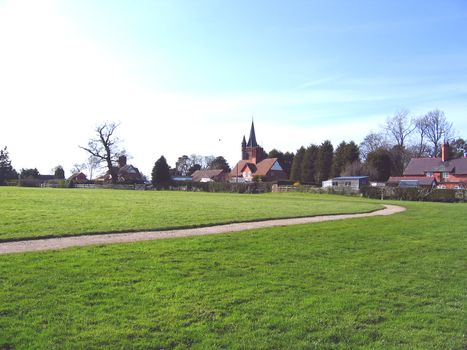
<box><xmin>95</xmin><ymin>155</ymin><xmax>144</xmax><ymax>184</ymax></box>
<box><xmin>68</xmin><ymin>172</ymin><xmax>88</xmax><ymax>184</ymax></box>
<box><xmin>230</xmin><ymin>122</ymin><xmax>288</xmax><ymax>182</ymax></box>
<box><xmin>392</xmin><ymin>143</ymin><xmax>467</xmax><ymax>189</ymax></box>
<box><xmin>191</xmin><ymin>169</ymin><xmax>228</xmax><ymax>182</ymax></box>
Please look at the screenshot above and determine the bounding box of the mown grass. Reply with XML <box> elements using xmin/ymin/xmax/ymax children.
<box><xmin>0</xmin><ymin>200</ymin><xmax>465</xmax><ymax>349</ymax></box>
<box><xmin>0</xmin><ymin>187</ymin><xmax>381</xmax><ymax>241</ymax></box>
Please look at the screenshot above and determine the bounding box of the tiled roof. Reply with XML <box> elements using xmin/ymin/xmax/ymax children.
<box><xmin>230</xmin><ymin>160</ymin><xmax>251</xmax><ymax>177</ymax></box>
<box><xmin>192</xmin><ymin>169</ymin><xmax>225</xmax><ymax>182</ymax></box>
<box><xmin>388</xmin><ymin>176</ymin><xmax>437</xmax><ymax>186</ymax></box>
<box><xmin>230</xmin><ymin>158</ymin><xmax>280</xmax><ymax>177</ymax></box>
<box><xmin>254</xmin><ymin>158</ymin><xmax>279</xmax><ymax>176</ymax></box>
<box><xmin>403</xmin><ymin>157</ymin><xmax>467</xmax><ymax>176</ymax></box>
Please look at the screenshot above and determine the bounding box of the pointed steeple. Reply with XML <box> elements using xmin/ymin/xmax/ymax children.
<box><xmin>242</xmin><ymin>135</ymin><xmax>247</xmax><ymax>147</ymax></box>
<box><xmin>247</xmin><ymin>120</ymin><xmax>258</xmax><ymax>147</ymax></box>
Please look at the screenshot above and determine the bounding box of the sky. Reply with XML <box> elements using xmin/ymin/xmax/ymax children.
<box><xmin>1</xmin><ymin>0</ymin><xmax>466</xmax><ymax>177</ymax></box>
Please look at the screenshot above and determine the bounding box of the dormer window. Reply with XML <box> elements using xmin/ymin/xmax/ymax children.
<box><xmin>442</xmin><ymin>172</ymin><xmax>449</xmax><ymax>179</ymax></box>
<box><xmin>426</xmin><ymin>171</ymin><xmax>432</xmax><ymax>177</ymax></box>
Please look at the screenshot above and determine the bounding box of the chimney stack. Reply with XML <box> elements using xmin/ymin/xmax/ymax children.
<box><xmin>441</xmin><ymin>143</ymin><xmax>449</xmax><ymax>162</ymax></box>
<box><xmin>118</xmin><ymin>155</ymin><xmax>127</xmax><ymax>168</ymax></box>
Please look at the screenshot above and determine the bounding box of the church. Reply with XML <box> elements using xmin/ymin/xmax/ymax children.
<box><xmin>230</xmin><ymin>121</ymin><xmax>288</xmax><ymax>182</ymax></box>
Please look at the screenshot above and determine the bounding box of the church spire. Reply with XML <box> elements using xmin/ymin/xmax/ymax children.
<box><xmin>247</xmin><ymin>120</ymin><xmax>258</xmax><ymax>147</ymax></box>
<box><xmin>242</xmin><ymin>135</ymin><xmax>247</xmax><ymax>147</ymax></box>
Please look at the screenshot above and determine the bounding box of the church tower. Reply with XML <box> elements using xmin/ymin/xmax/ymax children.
<box><xmin>241</xmin><ymin>120</ymin><xmax>266</xmax><ymax>164</ymax></box>
<box><xmin>241</xmin><ymin>135</ymin><xmax>248</xmax><ymax>160</ymax></box>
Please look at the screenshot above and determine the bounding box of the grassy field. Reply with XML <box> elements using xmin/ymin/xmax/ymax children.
<box><xmin>0</xmin><ymin>196</ymin><xmax>465</xmax><ymax>349</ymax></box>
<box><xmin>0</xmin><ymin>187</ymin><xmax>382</xmax><ymax>241</ymax></box>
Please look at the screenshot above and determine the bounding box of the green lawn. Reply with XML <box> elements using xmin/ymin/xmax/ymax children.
<box><xmin>0</xmin><ymin>198</ymin><xmax>465</xmax><ymax>349</ymax></box>
<box><xmin>0</xmin><ymin>187</ymin><xmax>381</xmax><ymax>241</ymax></box>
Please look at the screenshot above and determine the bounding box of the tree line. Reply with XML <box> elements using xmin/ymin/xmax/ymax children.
<box><xmin>0</xmin><ymin>146</ymin><xmax>66</xmax><ymax>186</ymax></box>
<box><xmin>1</xmin><ymin>110</ymin><xmax>465</xmax><ymax>186</ymax></box>
<box><xmin>269</xmin><ymin>109</ymin><xmax>465</xmax><ymax>184</ymax></box>
<box><xmin>286</xmin><ymin>109</ymin><xmax>465</xmax><ymax>184</ymax></box>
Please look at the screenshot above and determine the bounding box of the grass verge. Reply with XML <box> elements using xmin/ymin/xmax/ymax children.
<box><xmin>0</xmin><ymin>200</ymin><xmax>465</xmax><ymax>349</ymax></box>
<box><xmin>0</xmin><ymin>187</ymin><xmax>381</xmax><ymax>241</ymax></box>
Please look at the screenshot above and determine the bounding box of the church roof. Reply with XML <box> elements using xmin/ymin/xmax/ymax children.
<box><xmin>247</xmin><ymin>120</ymin><xmax>258</xmax><ymax>147</ymax></box>
<box><xmin>229</xmin><ymin>158</ymin><xmax>282</xmax><ymax>177</ymax></box>
<box><xmin>254</xmin><ymin>158</ymin><xmax>279</xmax><ymax>176</ymax></box>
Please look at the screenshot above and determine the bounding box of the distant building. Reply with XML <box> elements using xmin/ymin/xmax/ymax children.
<box><xmin>397</xmin><ymin>143</ymin><xmax>467</xmax><ymax>189</ymax></box>
<box><xmin>322</xmin><ymin>176</ymin><xmax>369</xmax><ymax>191</ymax></box>
<box><xmin>68</xmin><ymin>172</ymin><xmax>88</xmax><ymax>184</ymax></box>
<box><xmin>387</xmin><ymin>176</ymin><xmax>437</xmax><ymax>189</ymax></box>
<box><xmin>192</xmin><ymin>169</ymin><xmax>228</xmax><ymax>182</ymax></box>
<box><xmin>230</xmin><ymin>121</ymin><xmax>288</xmax><ymax>182</ymax></box>
<box><xmin>95</xmin><ymin>156</ymin><xmax>144</xmax><ymax>184</ymax></box>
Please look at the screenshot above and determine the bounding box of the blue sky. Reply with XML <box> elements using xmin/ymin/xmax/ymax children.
<box><xmin>0</xmin><ymin>0</ymin><xmax>466</xmax><ymax>176</ymax></box>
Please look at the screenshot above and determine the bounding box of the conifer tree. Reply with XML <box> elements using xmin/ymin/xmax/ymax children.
<box><xmin>151</xmin><ymin>156</ymin><xmax>171</xmax><ymax>188</ymax></box>
<box><xmin>301</xmin><ymin>144</ymin><xmax>318</xmax><ymax>184</ymax></box>
<box><xmin>290</xmin><ymin>146</ymin><xmax>305</xmax><ymax>182</ymax></box>
<box><xmin>315</xmin><ymin>140</ymin><xmax>334</xmax><ymax>184</ymax></box>
<box><xmin>0</xmin><ymin>146</ymin><xmax>17</xmax><ymax>185</ymax></box>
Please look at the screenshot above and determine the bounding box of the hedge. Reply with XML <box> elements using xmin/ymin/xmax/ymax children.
<box><xmin>361</xmin><ymin>186</ymin><xmax>466</xmax><ymax>203</ymax></box>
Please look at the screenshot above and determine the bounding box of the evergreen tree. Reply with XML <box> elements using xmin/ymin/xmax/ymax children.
<box><xmin>290</xmin><ymin>146</ymin><xmax>305</xmax><ymax>182</ymax></box>
<box><xmin>54</xmin><ymin>166</ymin><xmax>65</xmax><ymax>179</ymax></box>
<box><xmin>207</xmin><ymin>156</ymin><xmax>230</xmax><ymax>172</ymax></box>
<box><xmin>365</xmin><ymin>148</ymin><xmax>393</xmax><ymax>181</ymax></box>
<box><xmin>0</xmin><ymin>146</ymin><xmax>17</xmax><ymax>185</ymax></box>
<box><xmin>301</xmin><ymin>144</ymin><xmax>318</xmax><ymax>184</ymax></box>
<box><xmin>20</xmin><ymin>168</ymin><xmax>40</xmax><ymax>179</ymax></box>
<box><xmin>447</xmin><ymin>138</ymin><xmax>466</xmax><ymax>158</ymax></box>
<box><xmin>151</xmin><ymin>156</ymin><xmax>171</xmax><ymax>188</ymax></box>
<box><xmin>315</xmin><ymin>140</ymin><xmax>334</xmax><ymax>184</ymax></box>
<box><xmin>332</xmin><ymin>141</ymin><xmax>360</xmax><ymax>177</ymax></box>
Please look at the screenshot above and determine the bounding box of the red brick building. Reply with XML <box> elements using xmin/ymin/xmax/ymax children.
<box><xmin>397</xmin><ymin>144</ymin><xmax>467</xmax><ymax>189</ymax></box>
<box><xmin>230</xmin><ymin>122</ymin><xmax>288</xmax><ymax>182</ymax></box>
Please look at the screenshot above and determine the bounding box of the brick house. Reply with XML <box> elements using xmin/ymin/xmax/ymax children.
<box><xmin>398</xmin><ymin>144</ymin><xmax>467</xmax><ymax>189</ymax></box>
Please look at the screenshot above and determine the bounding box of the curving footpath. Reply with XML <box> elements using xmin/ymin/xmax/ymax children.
<box><xmin>0</xmin><ymin>205</ymin><xmax>405</xmax><ymax>255</ymax></box>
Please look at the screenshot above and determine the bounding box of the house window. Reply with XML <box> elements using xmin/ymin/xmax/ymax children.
<box><xmin>332</xmin><ymin>182</ymin><xmax>338</xmax><ymax>187</ymax></box>
<box><xmin>442</xmin><ymin>172</ymin><xmax>449</xmax><ymax>179</ymax></box>
<box><xmin>344</xmin><ymin>181</ymin><xmax>351</xmax><ymax>186</ymax></box>
<box><xmin>426</xmin><ymin>171</ymin><xmax>432</xmax><ymax>177</ymax></box>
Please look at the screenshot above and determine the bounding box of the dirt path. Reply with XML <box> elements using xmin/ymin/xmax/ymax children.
<box><xmin>0</xmin><ymin>205</ymin><xmax>405</xmax><ymax>255</ymax></box>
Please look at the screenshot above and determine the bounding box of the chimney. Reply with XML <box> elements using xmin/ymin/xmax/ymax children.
<box><xmin>441</xmin><ymin>143</ymin><xmax>449</xmax><ymax>162</ymax></box>
<box><xmin>118</xmin><ymin>155</ymin><xmax>127</xmax><ymax>168</ymax></box>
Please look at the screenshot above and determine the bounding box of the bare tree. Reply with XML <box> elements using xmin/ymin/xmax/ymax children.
<box><xmin>341</xmin><ymin>161</ymin><xmax>364</xmax><ymax>177</ymax></box>
<box><xmin>419</xmin><ymin>109</ymin><xmax>453</xmax><ymax>157</ymax></box>
<box><xmin>359</xmin><ymin>132</ymin><xmax>388</xmax><ymax>161</ymax></box>
<box><xmin>79</xmin><ymin>122</ymin><xmax>125</xmax><ymax>184</ymax></box>
<box><xmin>412</xmin><ymin>116</ymin><xmax>431</xmax><ymax>157</ymax></box>
<box><xmin>72</xmin><ymin>156</ymin><xmax>102</xmax><ymax>180</ymax></box>
<box><xmin>384</xmin><ymin>110</ymin><xmax>415</xmax><ymax>148</ymax></box>
<box><xmin>175</xmin><ymin>155</ymin><xmax>192</xmax><ymax>176</ymax></box>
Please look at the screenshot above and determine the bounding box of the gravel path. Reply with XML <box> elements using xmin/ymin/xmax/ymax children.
<box><xmin>0</xmin><ymin>205</ymin><xmax>405</xmax><ymax>255</ymax></box>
